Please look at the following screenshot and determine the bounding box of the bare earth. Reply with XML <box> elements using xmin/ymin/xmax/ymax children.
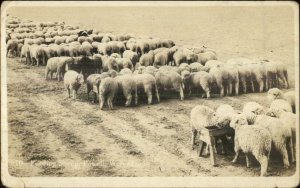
<box><xmin>6</xmin><ymin>5</ymin><xmax>297</xmax><ymax>177</ymax></box>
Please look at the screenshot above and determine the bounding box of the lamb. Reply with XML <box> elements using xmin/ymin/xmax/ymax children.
<box><xmin>267</xmin><ymin>88</ymin><xmax>295</xmax><ymax>113</ymax></box>
<box><xmin>270</xmin><ymin>99</ymin><xmax>293</xmax><ymax>113</ymax></box>
<box><xmin>99</xmin><ymin>77</ymin><xmax>119</xmax><ymax>110</ymax></box>
<box><xmin>64</xmin><ymin>70</ymin><xmax>85</xmax><ymax>100</ymax></box>
<box><xmin>254</xmin><ymin>114</ymin><xmax>294</xmax><ymax>168</ymax></box>
<box><xmin>230</xmin><ymin>113</ymin><xmax>271</xmax><ymax>176</ymax></box>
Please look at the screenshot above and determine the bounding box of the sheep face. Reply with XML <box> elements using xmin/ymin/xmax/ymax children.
<box><xmin>230</xmin><ymin>114</ymin><xmax>248</xmax><ymax>130</ymax></box>
<box><xmin>77</xmin><ymin>73</ymin><xmax>85</xmax><ymax>85</ymax></box>
<box><xmin>265</xmin><ymin>108</ymin><xmax>281</xmax><ymax>118</ymax></box>
<box><xmin>108</xmin><ymin>70</ymin><xmax>118</xmax><ymax>78</ymax></box>
<box><xmin>267</xmin><ymin>88</ymin><xmax>284</xmax><ymax>101</ymax></box>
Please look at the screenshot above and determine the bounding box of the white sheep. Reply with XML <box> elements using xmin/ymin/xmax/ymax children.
<box><xmin>99</xmin><ymin>77</ymin><xmax>118</xmax><ymax>110</ymax></box>
<box><xmin>211</xmin><ymin>104</ymin><xmax>237</xmax><ymax>154</ymax></box>
<box><xmin>254</xmin><ymin>114</ymin><xmax>294</xmax><ymax>168</ymax></box>
<box><xmin>266</xmin><ymin>108</ymin><xmax>296</xmax><ymax>163</ymax></box>
<box><xmin>270</xmin><ymin>99</ymin><xmax>293</xmax><ymax>113</ymax></box>
<box><xmin>190</xmin><ymin>105</ymin><xmax>215</xmax><ymax>150</ymax></box>
<box><xmin>230</xmin><ymin>113</ymin><xmax>271</xmax><ymax>176</ymax></box>
<box><xmin>214</xmin><ymin>104</ymin><xmax>236</xmax><ymax>128</ymax></box>
<box><xmin>267</xmin><ymin>88</ymin><xmax>295</xmax><ymax>113</ymax></box>
<box><xmin>243</xmin><ymin>102</ymin><xmax>265</xmax><ymax>116</ymax></box>
<box><xmin>64</xmin><ymin>70</ymin><xmax>85</xmax><ymax>100</ymax></box>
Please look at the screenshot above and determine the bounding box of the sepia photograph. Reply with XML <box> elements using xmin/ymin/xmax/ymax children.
<box><xmin>1</xmin><ymin>1</ymin><xmax>299</xmax><ymax>187</ymax></box>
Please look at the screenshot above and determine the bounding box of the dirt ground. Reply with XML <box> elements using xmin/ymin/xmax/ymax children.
<box><xmin>5</xmin><ymin>5</ymin><xmax>297</xmax><ymax>177</ymax></box>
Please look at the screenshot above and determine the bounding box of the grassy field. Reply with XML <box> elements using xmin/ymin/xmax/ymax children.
<box><xmin>6</xmin><ymin>5</ymin><xmax>297</xmax><ymax>177</ymax></box>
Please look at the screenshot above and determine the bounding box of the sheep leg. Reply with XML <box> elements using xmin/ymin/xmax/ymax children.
<box><xmin>206</xmin><ymin>89</ymin><xmax>211</xmax><ymax>99</ymax></box>
<box><xmin>232</xmin><ymin>151</ymin><xmax>240</xmax><ymax>163</ymax></box>
<box><xmin>205</xmin><ymin>145</ymin><xmax>210</xmax><ymax>155</ymax></box>
<box><xmin>288</xmin><ymin>138</ymin><xmax>295</xmax><ymax>163</ymax></box>
<box><xmin>259</xmin><ymin>80</ymin><xmax>264</xmax><ymax>92</ymax></box>
<box><xmin>155</xmin><ymin>85</ymin><xmax>160</xmax><ymax>103</ymax></box>
<box><xmin>179</xmin><ymin>85</ymin><xmax>184</xmax><ymax>100</ymax></box>
<box><xmin>279</xmin><ymin>145</ymin><xmax>290</xmax><ymax>168</ymax></box>
<box><xmin>235</xmin><ymin>82</ymin><xmax>239</xmax><ymax>96</ymax></box>
<box><xmin>245</xmin><ymin>153</ymin><xmax>251</xmax><ymax>168</ymax></box>
<box><xmin>250</xmin><ymin>79</ymin><xmax>255</xmax><ymax>92</ymax></box>
<box><xmin>256</xmin><ymin>155</ymin><xmax>269</xmax><ymax>177</ymax></box>
<box><xmin>45</xmin><ymin>68</ymin><xmax>49</xmax><ymax>80</ymax></box>
<box><xmin>146</xmin><ymin>90</ymin><xmax>152</xmax><ymax>105</ymax></box>
<box><xmin>134</xmin><ymin>88</ymin><xmax>138</xmax><ymax>105</ymax></box>
<box><xmin>25</xmin><ymin>56</ymin><xmax>28</xmax><ymax>64</ymax></box>
<box><xmin>266</xmin><ymin>74</ymin><xmax>270</xmax><ymax>90</ymax></box>
<box><xmin>220</xmin><ymin>85</ymin><xmax>224</xmax><ymax>97</ymax></box>
<box><xmin>73</xmin><ymin>90</ymin><xmax>76</xmax><ymax>100</ymax></box>
<box><xmin>99</xmin><ymin>93</ymin><xmax>105</xmax><ymax>110</ymax></box>
<box><xmin>57</xmin><ymin>68</ymin><xmax>61</xmax><ymax>81</ymax></box>
<box><xmin>108</xmin><ymin>95</ymin><xmax>114</xmax><ymax>110</ymax></box>
<box><xmin>284</xmin><ymin>71</ymin><xmax>289</xmax><ymax>89</ymax></box>
<box><xmin>241</xmin><ymin>78</ymin><xmax>247</xmax><ymax>93</ymax></box>
<box><xmin>125</xmin><ymin>94</ymin><xmax>132</xmax><ymax>107</ymax></box>
<box><xmin>228</xmin><ymin>83</ymin><xmax>232</xmax><ymax>96</ymax></box>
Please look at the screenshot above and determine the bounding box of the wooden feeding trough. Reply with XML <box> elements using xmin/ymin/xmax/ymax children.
<box><xmin>198</xmin><ymin>126</ymin><xmax>235</xmax><ymax>166</ymax></box>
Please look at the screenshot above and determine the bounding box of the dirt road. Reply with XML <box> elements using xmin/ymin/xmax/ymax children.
<box><xmin>7</xmin><ymin>58</ymin><xmax>296</xmax><ymax>177</ymax></box>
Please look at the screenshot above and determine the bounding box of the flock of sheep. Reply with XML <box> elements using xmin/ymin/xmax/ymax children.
<box><xmin>191</xmin><ymin>88</ymin><xmax>296</xmax><ymax>176</ymax></box>
<box><xmin>6</xmin><ymin>16</ymin><xmax>296</xmax><ymax>176</ymax></box>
